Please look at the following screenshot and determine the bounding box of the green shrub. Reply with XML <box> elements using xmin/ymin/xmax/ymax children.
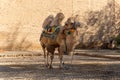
<box><xmin>115</xmin><ymin>34</ymin><xmax>120</xmax><ymax>45</ymax></box>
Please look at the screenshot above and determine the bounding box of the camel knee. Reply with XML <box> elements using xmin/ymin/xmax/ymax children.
<box><xmin>50</xmin><ymin>54</ymin><xmax>54</xmax><ymax>60</ymax></box>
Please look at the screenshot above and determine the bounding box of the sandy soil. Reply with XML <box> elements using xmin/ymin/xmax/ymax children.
<box><xmin>0</xmin><ymin>50</ymin><xmax>120</xmax><ymax>80</ymax></box>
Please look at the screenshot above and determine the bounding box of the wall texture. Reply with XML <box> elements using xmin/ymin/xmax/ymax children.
<box><xmin>0</xmin><ymin>0</ymin><xmax>119</xmax><ymax>51</ymax></box>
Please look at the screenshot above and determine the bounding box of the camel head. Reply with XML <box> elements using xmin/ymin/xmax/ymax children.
<box><xmin>65</xmin><ymin>16</ymin><xmax>80</xmax><ymax>29</ymax></box>
<box><xmin>62</xmin><ymin>17</ymin><xmax>81</xmax><ymax>55</ymax></box>
<box><xmin>63</xmin><ymin>17</ymin><xmax>80</xmax><ymax>36</ymax></box>
<box><xmin>56</xmin><ymin>12</ymin><xmax>65</xmax><ymax>23</ymax></box>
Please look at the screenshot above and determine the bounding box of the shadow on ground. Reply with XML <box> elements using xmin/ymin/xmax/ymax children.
<box><xmin>0</xmin><ymin>63</ymin><xmax>120</xmax><ymax>80</ymax></box>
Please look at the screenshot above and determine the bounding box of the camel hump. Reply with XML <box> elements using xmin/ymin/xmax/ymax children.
<box><xmin>42</xmin><ymin>15</ymin><xmax>54</xmax><ymax>29</ymax></box>
<box><xmin>50</xmin><ymin>12</ymin><xmax>65</xmax><ymax>27</ymax></box>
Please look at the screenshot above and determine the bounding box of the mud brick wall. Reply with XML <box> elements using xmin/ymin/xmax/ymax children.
<box><xmin>0</xmin><ymin>0</ymin><xmax>119</xmax><ymax>51</ymax></box>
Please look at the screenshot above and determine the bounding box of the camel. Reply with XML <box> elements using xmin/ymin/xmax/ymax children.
<box><xmin>40</xmin><ymin>12</ymin><xmax>65</xmax><ymax>68</ymax></box>
<box><xmin>40</xmin><ymin>14</ymin><xmax>80</xmax><ymax>69</ymax></box>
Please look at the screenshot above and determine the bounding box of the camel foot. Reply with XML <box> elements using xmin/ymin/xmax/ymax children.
<box><xmin>45</xmin><ymin>64</ymin><xmax>49</xmax><ymax>68</ymax></box>
<box><xmin>48</xmin><ymin>65</ymin><xmax>53</xmax><ymax>69</ymax></box>
<box><xmin>59</xmin><ymin>65</ymin><xmax>69</xmax><ymax>70</ymax></box>
<box><xmin>59</xmin><ymin>65</ymin><xmax>64</xmax><ymax>69</ymax></box>
<box><xmin>62</xmin><ymin>62</ymin><xmax>64</xmax><ymax>65</ymax></box>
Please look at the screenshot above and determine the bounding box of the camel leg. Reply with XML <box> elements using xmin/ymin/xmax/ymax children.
<box><xmin>46</xmin><ymin>51</ymin><xmax>49</xmax><ymax>67</ymax></box>
<box><xmin>58</xmin><ymin>47</ymin><xmax>64</xmax><ymax>65</ymax></box>
<box><xmin>59</xmin><ymin>55</ymin><xmax>63</xmax><ymax>69</ymax></box>
<box><xmin>43</xmin><ymin>47</ymin><xmax>46</xmax><ymax>66</ymax></box>
<box><xmin>41</xmin><ymin>45</ymin><xmax>48</xmax><ymax>67</ymax></box>
<box><xmin>49</xmin><ymin>53</ymin><xmax>54</xmax><ymax>69</ymax></box>
<box><xmin>59</xmin><ymin>47</ymin><xmax>64</xmax><ymax>69</ymax></box>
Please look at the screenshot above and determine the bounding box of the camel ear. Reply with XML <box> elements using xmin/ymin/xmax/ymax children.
<box><xmin>75</xmin><ymin>22</ymin><xmax>81</xmax><ymax>27</ymax></box>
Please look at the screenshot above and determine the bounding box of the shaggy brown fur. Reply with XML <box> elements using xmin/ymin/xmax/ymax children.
<box><xmin>40</xmin><ymin>15</ymin><xmax>80</xmax><ymax>69</ymax></box>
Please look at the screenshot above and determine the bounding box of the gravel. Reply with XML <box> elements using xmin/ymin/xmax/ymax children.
<box><xmin>0</xmin><ymin>50</ymin><xmax>120</xmax><ymax>80</ymax></box>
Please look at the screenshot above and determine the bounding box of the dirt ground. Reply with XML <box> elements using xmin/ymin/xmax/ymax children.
<box><xmin>0</xmin><ymin>50</ymin><xmax>120</xmax><ymax>80</ymax></box>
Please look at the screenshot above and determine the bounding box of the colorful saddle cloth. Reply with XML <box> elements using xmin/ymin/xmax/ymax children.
<box><xmin>41</xmin><ymin>26</ymin><xmax>60</xmax><ymax>39</ymax></box>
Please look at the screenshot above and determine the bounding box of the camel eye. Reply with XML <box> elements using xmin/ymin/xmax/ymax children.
<box><xmin>65</xmin><ymin>23</ymin><xmax>68</xmax><ymax>26</ymax></box>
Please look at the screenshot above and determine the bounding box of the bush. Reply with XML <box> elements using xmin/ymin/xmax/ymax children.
<box><xmin>115</xmin><ymin>34</ymin><xmax>120</xmax><ymax>45</ymax></box>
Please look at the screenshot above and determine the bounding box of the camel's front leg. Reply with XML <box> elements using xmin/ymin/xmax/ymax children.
<box><xmin>41</xmin><ymin>46</ymin><xmax>48</xmax><ymax>67</ymax></box>
<box><xmin>49</xmin><ymin>53</ymin><xmax>54</xmax><ymax>69</ymax></box>
<box><xmin>46</xmin><ymin>46</ymin><xmax>55</xmax><ymax>69</ymax></box>
<box><xmin>59</xmin><ymin>47</ymin><xmax>64</xmax><ymax>69</ymax></box>
<box><xmin>59</xmin><ymin>56</ymin><xmax>63</xmax><ymax>69</ymax></box>
<box><xmin>43</xmin><ymin>48</ymin><xmax>46</xmax><ymax>65</ymax></box>
<box><xmin>45</xmin><ymin>51</ymin><xmax>49</xmax><ymax>67</ymax></box>
<box><xmin>58</xmin><ymin>48</ymin><xmax>64</xmax><ymax>65</ymax></box>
